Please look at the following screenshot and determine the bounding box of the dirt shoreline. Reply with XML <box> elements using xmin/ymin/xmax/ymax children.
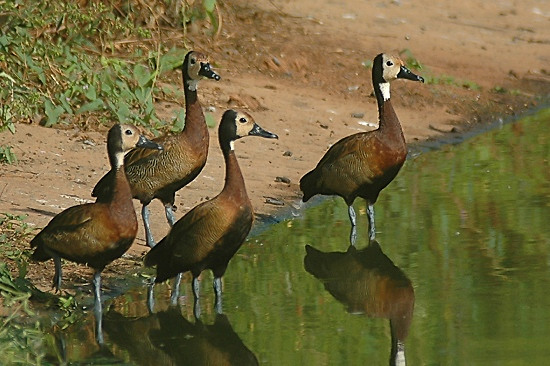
<box><xmin>1</xmin><ymin>0</ymin><xmax>549</xmax><ymax>294</ymax></box>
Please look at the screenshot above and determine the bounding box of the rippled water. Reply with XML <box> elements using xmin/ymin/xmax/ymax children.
<box><xmin>28</xmin><ymin>108</ymin><xmax>550</xmax><ymax>364</ymax></box>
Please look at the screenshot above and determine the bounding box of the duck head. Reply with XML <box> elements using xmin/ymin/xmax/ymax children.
<box><xmin>219</xmin><ymin>110</ymin><xmax>278</xmax><ymax>151</ymax></box>
<box><xmin>184</xmin><ymin>51</ymin><xmax>221</xmax><ymax>91</ymax></box>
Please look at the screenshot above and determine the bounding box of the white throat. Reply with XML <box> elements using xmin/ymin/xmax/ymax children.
<box><xmin>379</xmin><ymin>82</ymin><xmax>391</xmax><ymax>101</ymax></box>
<box><xmin>229</xmin><ymin>141</ymin><xmax>235</xmax><ymax>151</ymax></box>
<box><xmin>187</xmin><ymin>79</ymin><xmax>198</xmax><ymax>92</ymax></box>
<box><xmin>114</xmin><ymin>151</ymin><xmax>125</xmax><ymax>169</ymax></box>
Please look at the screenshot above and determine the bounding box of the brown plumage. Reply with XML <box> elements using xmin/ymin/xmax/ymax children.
<box><xmin>300</xmin><ymin>53</ymin><xmax>423</xmax><ymax>244</ymax></box>
<box><xmin>92</xmin><ymin>51</ymin><xmax>221</xmax><ymax>248</ymax></box>
<box><xmin>145</xmin><ymin>109</ymin><xmax>278</xmax><ymax>315</ymax></box>
<box><xmin>304</xmin><ymin>240</ymin><xmax>414</xmax><ymax>366</ymax></box>
<box><xmin>30</xmin><ymin>124</ymin><xmax>162</xmax><ymax>343</ymax></box>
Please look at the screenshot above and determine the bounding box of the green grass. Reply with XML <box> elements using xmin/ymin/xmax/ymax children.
<box><xmin>0</xmin><ymin>146</ymin><xmax>16</xmax><ymax>164</ymax></box>
<box><xmin>0</xmin><ymin>212</ymin><xmax>44</xmax><ymax>364</ymax></box>
<box><xmin>0</xmin><ymin>0</ymin><xmax>218</xmax><ymax>134</ymax></box>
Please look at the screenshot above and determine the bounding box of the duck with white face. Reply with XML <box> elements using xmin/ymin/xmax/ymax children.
<box><xmin>30</xmin><ymin>123</ymin><xmax>162</xmax><ymax>344</ymax></box>
<box><xmin>92</xmin><ymin>51</ymin><xmax>221</xmax><ymax>250</ymax></box>
<box><xmin>145</xmin><ymin>109</ymin><xmax>278</xmax><ymax>316</ymax></box>
<box><xmin>300</xmin><ymin>52</ymin><xmax>424</xmax><ymax>245</ymax></box>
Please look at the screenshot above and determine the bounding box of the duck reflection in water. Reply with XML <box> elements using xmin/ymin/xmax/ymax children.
<box><xmin>103</xmin><ymin>306</ymin><xmax>259</xmax><ymax>366</ymax></box>
<box><xmin>304</xmin><ymin>240</ymin><xmax>414</xmax><ymax>366</ymax></box>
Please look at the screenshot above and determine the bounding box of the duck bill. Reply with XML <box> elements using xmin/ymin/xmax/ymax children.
<box><xmin>137</xmin><ymin>135</ymin><xmax>163</xmax><ymax>150</ymax></box>
<box><xmin>199</xmin><ymin>62</ymin><xmax>221</xmax><ymax>81</ymax></box>
<box><xmin>397</xmin><ymin>65</ymin><xmax>424</xmax><ymax>83</ymax></box>
<box><xmin>249</xmin><ymin>124</ymin><xmax>278</xmax><ymax>139</ymax></box>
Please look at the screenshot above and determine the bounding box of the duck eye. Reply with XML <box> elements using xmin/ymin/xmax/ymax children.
<box><xmin>386</xmin><ymin>60</ymin><xmax>394</xmax><ymax>67</ymax></box>
<box><xmin>239</xmin><ymin>117</ymin><xmax>247</xmax><ymax>123</ymax></box>
<box><xmin>125</xmin><ymin>129</ymin><xmax>133</xmax><ymax>135</ymax></box>
<box><xmin>190</xmin><ymin>58</ymin><xmax>196</xmax><ymax>65</ymax></box>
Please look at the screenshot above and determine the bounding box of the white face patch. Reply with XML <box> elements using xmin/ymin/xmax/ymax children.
<box><xmin>379</xmin><ymin>82</ymin><xmax>391</xmax><ymax>101</ymax></box>
<box><xmin>187</xmin><ymin>79</ymin><xmax>198</xmax><ymax>92</ymax></box>
<box><xmin>381</xmin><ymin>54</ymin><xmax>401</xmax><ymax>82</ymax></box>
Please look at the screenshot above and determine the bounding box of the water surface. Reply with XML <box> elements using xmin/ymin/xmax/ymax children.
<box><xmin>34</xmin><ymin>108</ymin><xmax>550</xmax><ymax>364</ymax></box>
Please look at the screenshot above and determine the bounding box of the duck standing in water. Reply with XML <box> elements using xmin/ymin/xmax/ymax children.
<box><xmin>145</xmin><ymin>109</ymin><xmax>278</xmax><ymax>316</ymax></box>
<box><xmin>300</xmin><ymin>53</ymin><xmax>424</xmax><ymax>245</ymax></box>
<box><xmin>31</xmin><ymin>124</ymin><xmax>162</xmax><ymax>343</ymax></box>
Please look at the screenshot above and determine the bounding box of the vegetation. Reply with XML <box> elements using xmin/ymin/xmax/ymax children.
<box><xmin>400</xmin><ymin>48</ymin><xmax>482</xmax><ymax>90</ymax></box>
<box><xmin>0</xmin><ymin>70</ymin><xmax>17</xmax><ymax>163</ymax></box>
<box><xmin>0</xmin><ymin>146</ymin><xmax>16</xmax><ymax>164</ymax></box>
<box><xmin>0</xmin><ymin>212</ymin><xmax>45</xmax><ymax>364</ymax></box>
<box><xmin>0</xmin><ymin>213</ymin><xmax>33</xmax><ymax>278</ymax></box>
<box><xmin>0</xmin><ymin>0</ymin><xmax>219</xmax><ymax>132</ymax></box>
<box><xmin>0</xmin><ymin>1</ymin><xmax>220</xmax><ymax>362</ymax></box>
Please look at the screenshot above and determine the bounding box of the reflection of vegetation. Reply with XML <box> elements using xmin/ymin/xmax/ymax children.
<box><xmin>0</xmin><ymin>213</ymin><xmax>43</xmax><ymax>364</ymax></box>
<box><xmin>0</xmin><ymin>211</ymin><xmax>98</xmax><ymax>364</ymax></box>
<box><xmin>375</xmin><ymin>108</ymin><xmax>550</xmax><ymax>364</ymax></box>
<box><xmin>0</xmin><ymin>263</ymin><xmax>46</xmax><ymax>365</ymax></box>
<box><xmin>229</xmin><ymin>108</ymin><xmax>550</xmax><ymax>364</ymax></box>
<box><xmin>0</xmin><ymin>0</ymin><xmax>218</xmax><ymax>130</ymax></box>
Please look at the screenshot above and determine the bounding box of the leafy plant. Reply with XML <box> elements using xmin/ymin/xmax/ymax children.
<box><xmin>400</xmin><ymin>48</ymin><xmax>423</xmax><ymax>71</ymax></box>
<box><xmin>0</xmin><ymin>146</ymin><xmax>16</xmax><ymax>164</ymax></box>
<box><xmin>0</xmin><ymin>213</ymin><xmax>33</xmax><ymax>278</ymax></box>
<box><xmin>0</xmin><ymin>0</ymin><xmax>218</xmax><ymax>131</ymax></box>
<box><xmin>181</xmin><ymin>0</ymin><xmax>221</xmax><ymax>37</ymax></box>
<box><xmin>0</xmin><ymin>71</ymin><xmax>17</xmax><ymax>134</ymax></box>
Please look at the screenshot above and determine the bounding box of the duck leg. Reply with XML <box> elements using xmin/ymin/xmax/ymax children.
<box><xmin>164</xmin><ymin>203</ymin><xmax>176</xmax><ymax>226</ymax></box>
<box><xmin>214</xmin><ymin>277</ymin><xmax>223</xmax><ymax>314</ymax></box>
<box><xmin>53</xmin><ymin>255</ymin><xmax>62</xmax><ymax>292</ymax></box>
<box><xmin>192</xmin><ymin>276</ymin><xmax>201</xmax><ymax>319</ymax></box>
<box><xmin>141</xmin><ymin>204</ymin><xmax>156</xmax><ymax>248</ymax></box>
<box><xmin>366</xmin><ymin>203</ymin><xmax>376</xmax><ymax>241</ymax></box>
<box><xmin>170</xmin><ymin>273</ymin><xmax>183</xmax><ymax>306</ymax></box>
<box><xmin>147</xmin><ymin>278</ymin><xmax>156</xmax><ymax>313</ymax></box>
<box><xmin>348</xmin><ymin>205</ymin><xmax>357</xmax><ymax>246</ymax></box>
<box><xmin>92</xmin><ymin>270</ymin><xmax>104</xmax><ymax>345</ymax></box>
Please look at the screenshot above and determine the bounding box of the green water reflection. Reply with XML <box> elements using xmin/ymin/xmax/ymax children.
<box><xmin>37</xmin><ymin>108</ymin><xmax>550</xmax><ymax>365</ymax></box>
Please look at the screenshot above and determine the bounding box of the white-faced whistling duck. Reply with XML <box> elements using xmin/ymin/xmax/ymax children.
<box><xmin>145</xmin><ymin>110</ymin><xmax>278</xmax><ymax>317</ymax></box>
<box><xmin>304</xmin><ymin>240</ymin><xmax>414</xmax><ymax>366</ymax></box>
<box><xmin>92</xmin><ymin>51</ymin><xmax>221</xmax><ymax>248</ymax></box>
<box><xmin>300</xmin><ymin>53</ymin><xmax>423</xmax><ymax>245</ymax></box>
<box><xmin>30</xmin><ymin>124</ymin><xmax>162</xmax><ymax>343</ymax></box>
